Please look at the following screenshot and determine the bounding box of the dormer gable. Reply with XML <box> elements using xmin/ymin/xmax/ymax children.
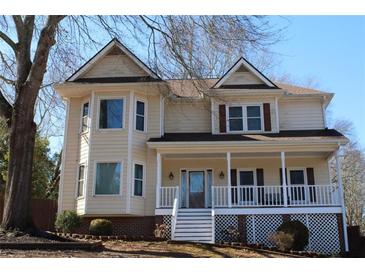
<box><xmin>213</xmin><ymin>57</ymin><xmax>277</xmax><ymax>89</ymax></box>
<box><xmin>67</xmin><ymin>38</ymin><xmax>160</xmax><ymax>83</ymax></box>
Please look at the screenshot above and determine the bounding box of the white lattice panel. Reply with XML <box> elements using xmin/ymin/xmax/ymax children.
<box><xmin>290</xmin><ymin>213</ymin><xmax>340</xmax><ymax>254</ymax></box>
<box><xmin>246</xmin><ymin>214</ymin><xmax>283</xmax><ymax>247</ymax></box>
<box><xmin>162</xmin><ymin>215</ymin><xmax>172</xmax><ymax>240</ymax></box>
<box><xmin>215</xmin><ymin>215</ymin><xmax>238</xmax><ymax>242</ymax></box>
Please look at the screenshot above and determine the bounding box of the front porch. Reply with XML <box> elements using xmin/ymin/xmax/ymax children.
<box><xmin>155</xmin><ymin>151</ymin><xmax>343</xmax><ymax>211</ymax></box>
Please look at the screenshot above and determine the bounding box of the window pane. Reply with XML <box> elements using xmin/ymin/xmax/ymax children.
<box><xmin>78</xmin><ymin>166</ymin><xmax>85</xmax><ymax>181</ymax></box>
<box><xmin>99</xmin><ymin>99</ymin><xmax>124</xmax><ymax>129</ymax></box>
<box><xmin>229</xmin><ymin>119</ymin><xmax>243</xmax><ymax>131</ymax></box>
<box><xmin>95</xmin><ymin>163</ymin><xmax>121</xmax><ymax>195</ymax></box>
<box><xmin>290</xmin><ymin>170</ymin><xmax>305</xmax><ymax>185</ymax></box>
<box><xmin>136</xmin><ymin>101</ymin><xmax>145</xmax><ymax>116</ymax></box>
<box><xmin>77</xmin><ymin>165</ymin><xmax>85</xmax><ymax>197</ymax></box>
<box><xmin>239</xmin><ymin>171</ymin><xmax>254</xmax><ymax>186</ymax></box>
<box><xmin>82</xmin><ymin>102</ymin><xmax>89</xmax><ymax>117</ymax></box>
<box><xmin>247</xmin><ymin>106</ymin><xmax>260</xmax><ymax>117</ymax></box>
<box><xmin>134</xmin><ymin>180</ymin><xmax>143</xmax><ymax>196</ymax></box>
<box><xmin>134</xmin><ymin>164</ymin><xmax>143</xmax><ymax>180</ymax></box>
<box><xmin>247</xmin><ymin>118</ymin><xmax>261</xmax><ymax>130</ymax></box>
<box><xmin>229</xmin><ymin>106</ymin><xmax>242</xmax><ymax>118</ymax></box>
<box><xmin>189</xmin><ymin>171</ymin><xmax>204</xmax><ymax>193</ymax></box>
<box><xmin>136</xmin><ymin>116</ymin><xmax>145</xmax><ymax>131</ymax></box>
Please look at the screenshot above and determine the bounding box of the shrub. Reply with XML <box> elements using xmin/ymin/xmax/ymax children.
<box><xmin>154</xmin><ymin>223</ymin><xmax>167</xmax><ymax>239</ymax></box>
<box><xmin>89</xmin><ymin>219</ymin><xmax>113</xmax><ymax>236</ymax></box>
<box><xmin>269</xmin><ymin>231</ymin><xmax>295</xmax><ymax>251</ymax></box>
<box><xmin>55</xmin><ymin>210</ymin><xmax>83</xmax><ymax>233</ymax></box>
<box><xmin>271</xmin><ymin>220</ymin><xmax>309</xmax><ymax>251</ymax></box>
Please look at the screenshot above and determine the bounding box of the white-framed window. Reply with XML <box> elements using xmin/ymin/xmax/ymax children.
<box><xmin>98</xmin><ymin>97</ymin><xmax>125</xmax><ymax>129</ymax></box>
<box><xmin>133</xmin><ymin>162</ymin><xmax>145</xmax><ymax>197</ymax></box>
<box><xmin>135</xmin><ymin>99</ymin><xmax>146</xmax><ymax>132</ymax></box>
<box><xmin>81</xmin><ymin>101</ymin><xmax>89</xmax><ymax>133</ymax></box>
<box><xmin>287</xmin><ymin>167</ymin><xmax>308</xmax><ymax>203</ymax></box>
<box><xmin>94</xmin><ymin>162</ymin><xmax>122</xmax><ymax>195</ymax></box>
<box><xmin>77</xmin><ymin>165</ymin><xmax>85</xmax><ymax>197</ymax></box>
<box><xmin>227</xmin><ymin>104</ymin><xmax>263</xmax><ymax>132</ymax></box>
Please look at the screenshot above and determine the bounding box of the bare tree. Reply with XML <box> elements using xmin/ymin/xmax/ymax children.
<box><xmin>330</xmin><ymin>119</ymin><xmax>365</xmax><ymax>226</ymax></box>
<box><xmin>0</xmin><ymin>15</ymin><xmax>282</xmax><ymax>231</ymax></box>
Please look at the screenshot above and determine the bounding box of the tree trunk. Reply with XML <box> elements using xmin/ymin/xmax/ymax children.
<box><xmin>1</xmin><ymin>89</ymin><xmax>37</xmax><ymax>230</ymax></box>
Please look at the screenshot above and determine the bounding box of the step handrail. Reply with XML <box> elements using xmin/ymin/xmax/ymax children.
<box><xmin>171</xmin><ymin>187</ymin><xmax>179</xmax><ymax>240</ymax></box>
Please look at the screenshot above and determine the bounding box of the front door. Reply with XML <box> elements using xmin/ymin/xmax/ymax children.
<box><xmin>189</xmin><ymin>171</ymin><xmax>205</xmax><ymax>208</ymax></box>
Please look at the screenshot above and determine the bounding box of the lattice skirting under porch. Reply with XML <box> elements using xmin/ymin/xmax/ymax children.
<box><xmin>214</xmin><ymin>213</ymin><xmax>342</xmax><ymax>255</ymax></box>
<box><xmin>162</xmin><ymin>215</ymin><xmax>172</xmax><ymax>240</ymax></box>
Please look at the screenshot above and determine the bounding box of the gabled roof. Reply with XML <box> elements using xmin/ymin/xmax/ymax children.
<box><xmin>67</xmin><ymin>38</ymin><xmax>161</xmax><ymax>82</ymax></box>
<box><xmin>213</xmin><ymin>57</ymin><xmax>277</xmax><ymax>88</ymax></box>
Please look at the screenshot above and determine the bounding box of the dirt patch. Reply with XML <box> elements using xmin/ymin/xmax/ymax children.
<box><xmin>0</xmin><ymin>229</ymin><xmax>60</xmax><ymax>243</ymax></box>
<box><xmin>0</xmin><ymin>240</ymin><xmax>292</xmax><ymax>258</ymax></box>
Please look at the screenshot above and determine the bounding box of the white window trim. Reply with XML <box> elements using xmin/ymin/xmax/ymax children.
<box><xmin>226</xmin><ymin>103</ymin><xmax>264</xmax><ymax>133</ymax></box>
<box><xmin>80</xmin><ymin>99</ymin><xmax>90</xmax><ymax>134</ymax></box>
<box><xmin>286</xmin><ymin>167</ymin><xmax>309</xmax><ymax>204</ymax></box>
<box><xmin>236</xmin><ymin>168</ymin><xmax>257</xmax><ymax>186</ymax></box>
<box><xmin>92</xmin><ymin>160</ymin><xmax>123</xmax><ymax>197</ymax></box>
<box><xmin>75</xmin><ymin>163</ymin><xmax>86</xmax><ymax>199</ymax></box>
<box><xmin>134</xmin><ymin>96</ymin><xmax>148</xmax><ymax>133</ymax></box>
<box><xmin>132</xmin><ymin>160</ymin><xmax>146</xmax><ymax>198</ymax></box>
<box><xmin>287</xmin><ymin>167</ymin><xmax>308</xmax><ymax>186</ymax></box>
<box><xmin>96</xmin><ymin>95</ymin><xmax>126</xmax><ymax>131</ymax></box>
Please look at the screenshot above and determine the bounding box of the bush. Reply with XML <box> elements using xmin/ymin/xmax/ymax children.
<box><xmin>271</xmin><ymin>220</ymin><xmax>309</xmax><ymax>251</ymax></box>
<box><xmin>55</xmin><ymin>210</ymin><xmax>83</xmax><ymax>233</ymax></box>
<box><xmin>269</xmin><ymin>231</ymin><xmax>294</xmax><ymax>251</ymax></box>
<box><xmin>89</xmin><ymin>219</ymin><xmax>113</xmax><ymax>236</ymax></box>
<box><xmin>154</xmin><ymin>223</ymin><xmax>167</xmax><ymax>239</ymax></box>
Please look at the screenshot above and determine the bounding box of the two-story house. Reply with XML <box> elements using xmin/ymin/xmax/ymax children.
<box><xmin>55</xmin><ymin>39</ymin><xmax>348</xmax><ymax>254</ymax></box>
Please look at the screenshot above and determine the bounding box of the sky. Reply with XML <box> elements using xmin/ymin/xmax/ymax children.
<box><xmin>49</xmin><ymin>15</ymin><xmax>365</xmax><ymax>153</ymax></box>
<box><xmin>269</xmin><ymin>16</ymin><xmax>365</xmax><ymax>147</ymax></box>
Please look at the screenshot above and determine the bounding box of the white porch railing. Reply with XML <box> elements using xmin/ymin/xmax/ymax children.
<box><xmin>160</xmin><ymin>186</ymin><xmax>179</xmax><ymax>208</ymax></box>
<box><xmin>212</xmin><ymin>184</ymin><xmax>341</xmax><ymax>207</ymax></box>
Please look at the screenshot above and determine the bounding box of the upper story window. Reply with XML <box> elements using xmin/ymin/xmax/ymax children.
<box><xmin>77</xmin><ymin>165</ymin><xmax>85</xmax><ymax>197</ymax></box>
<box><xmin>99</xmin><ymin>98</ymin><xmax>124</xmax><ymax>129</ymax></box>
<box><xmin>228</xmin><ymin>105</ymin><xmax>263</xmax><ymax>132</ymax></box>
<box><xmin>81</xmin><ymin>102</ymin><xmax>89</xmax><ymax>132</ymax></box>
<box><xmin>135</xmin><ymin>100</ymin><xmax>146</xmax><ymax>132</ymax></box>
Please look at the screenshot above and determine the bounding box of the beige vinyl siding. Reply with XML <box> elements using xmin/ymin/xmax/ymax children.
<box><xmin>59</xmin><ymin>98</ymin><xmax>83</xmax><ymax>211</ymax></box>
<box><xmin>224</xmin><ymin>71</ymin><xmax>263</xmax><ymax>86</ymax></box>
<box><xmin>85</xmin><ymin>90</ymin><xmax>130</xmax><ymax>215</ymax></box>
<box><xmin>162</xmin><ymin>157</ymin><xmax>330</xmax><ymax>188</ymax></box>
<box><xmin>279</xmin><ymin>98</ymin><xmax>325</xmax><ymax>130</ymax></box>
<box><xmin>130</xmin><ymin>93</ymin><xmax>161</xmax><ymax>215</ymax></box>
<box><xmin>83</xmin><ymin>55</ymin><xmax>147</xmax><ymax>78</ymax></box>
<box><xmin>165</xmin><ymin>100</ymin><xmax>211</xmax><ymax>133</ymax></box>
<box><xmin>212</xmin><ymin>97</ymin><xmax>278</xmax><ymax>133</ymax></box>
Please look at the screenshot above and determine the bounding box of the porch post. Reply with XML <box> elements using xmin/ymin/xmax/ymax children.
<box><xmin>156</xmin><ymin>152</ymin><xmax>162</xmax><ymax>208</ymax></box>
<box><xmin>281</xmin><ymin>151</ymin><xmax>288</xmax><ymax>207</ymax></box>
<box><xmin>227</xmin><ymin>152</ymin><xmax>232</xmax><ymax>208</ymax></box>
<box><xmin>335</xmin><ymin>149</ymin><xmax>349</xmax><ymax>252</ymax></box>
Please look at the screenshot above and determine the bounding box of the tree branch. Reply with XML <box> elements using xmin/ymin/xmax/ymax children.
<box><xmin>0</xmin><ymin>31</ymin><xmax>16</xmax><ymax>50</ymax></box>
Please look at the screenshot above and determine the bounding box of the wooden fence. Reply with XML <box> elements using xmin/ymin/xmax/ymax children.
<box><xmin>0</xmin><ymin>198</ymin><xmax>58</xmax><ymax>231</ymax></box>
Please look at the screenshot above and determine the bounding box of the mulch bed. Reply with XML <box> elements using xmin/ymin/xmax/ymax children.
<box><xmin>0</xmin><ymin>229</ymin><xmax>102</xmax><ymax>251</ymax></box>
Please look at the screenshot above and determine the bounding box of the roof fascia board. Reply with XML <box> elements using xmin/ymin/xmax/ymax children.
<box><xmin>213</xmin><ymin>58</ymin><xmax>276</xmax><ymax>88</ymax></box>
<box><xmin>68</xmin><ymin>39</ymin><xmax>160</xmax><ymax>82</ymax></box>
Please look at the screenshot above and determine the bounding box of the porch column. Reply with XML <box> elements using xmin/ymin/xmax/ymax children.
<box><xmin>227</xmin><ymin>152</ymin><xmax>232</xmax><ymax>208</ymax></box>
<box><xmin>335</xmin><ymin>149</ymin><xmax>349</xmax><ymax>252</ymax></box>
<box><xmin>156</xmin><ymin>152</ymin><xmax>162</xmax><ymax>208</ymax></box>
<box><xmin>281</xmin><ymin>151</ymin><xmax>288</xmax><ymax>207</ymax></box>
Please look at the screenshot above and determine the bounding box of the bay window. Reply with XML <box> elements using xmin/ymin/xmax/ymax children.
<box><xmin>95</xmin><ymin>162</ymin><xmax>122</xmax><ymax>195</ymax></box>
<box><xmin>99</xmin><ymin>98</ymin><xmax>124</xmax><ymax>129</ymax></box>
